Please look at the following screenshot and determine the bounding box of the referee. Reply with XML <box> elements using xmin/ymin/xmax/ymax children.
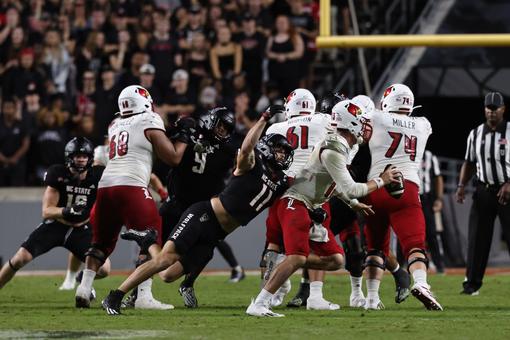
<box><xmin>420</xmin><ymin>150</ymin><xmax>445</xmax><ymax>274</ymax></box>
<box><xmin>456</xmin><ymin>92</ymin><xmax>510</xmax><ymax>295</ymax></box>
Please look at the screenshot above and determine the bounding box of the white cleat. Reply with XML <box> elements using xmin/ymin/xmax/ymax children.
<box><xmin>246</xmin><ymin>299</ymin><xmax>285</xmax><ymax>317</ymax></box>
<box><xmin>270</xmin><ymin>279</ymin><xmax>291</xmax><ymax>307</ymax></box>
<box><xmin>135</xmin><ymin>296</ymin><xmax>174</xmax><ymax>310</ymax></box>
<box><xmin>59</xmin><ymin>281</ymin><xmax>76</xmax><ymax>291</ymax></box>
<box><xmin>364</xmin><ymin>298</ymin><xmax>385</xmax><ymax>310</ymax></box>
<box><xmin>306</xmin><ymin>297</ymin><xmax>340</xmax><ymax>311</ymax></box>
<box><xmin>411</xmin><ymin>283</ymin><xmax>443</xmax><ymax>311</ymax></box>
<box><xmin>349</xmin><ymin>294</ymin><xmax>366</xmax><ymax>308</ymax></box>
<box><xmin>75</xmin><ymin>285</ymin><xmax>91</xmax><ymax>308</ymax></box>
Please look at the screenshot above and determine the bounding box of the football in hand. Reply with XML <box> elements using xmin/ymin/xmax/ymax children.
<box><xmin>383</xmin><ymin>164</ymin><xmax>405</xmax><ymax>199</ymax></box>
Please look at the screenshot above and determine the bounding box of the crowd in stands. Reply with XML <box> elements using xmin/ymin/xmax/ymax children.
<box><xmin>0</xmin><ymin>0</ymin><xmax>354</xmax><ymax>186</ymax></box>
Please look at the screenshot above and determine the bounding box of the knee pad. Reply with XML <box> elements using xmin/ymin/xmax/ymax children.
<box><xmin>407</xmin><ymin>248</ymin><xmax>429</xmax><ymax>271</ymax></box>
<box><xmin>84</xmin><ymin>247</ymin><xmax>106</xmax><ymax>265</ymax></box>
<box><xmin>363</xmin><ymin>249</ymin><xmax>386</xmax><ymax>271</ymax></box>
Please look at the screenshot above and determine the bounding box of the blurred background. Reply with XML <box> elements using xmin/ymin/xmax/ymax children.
<box><xmin>0</xmin><ymin>0</ymin><xmax>508</xmax><ymax>271</ymax></box>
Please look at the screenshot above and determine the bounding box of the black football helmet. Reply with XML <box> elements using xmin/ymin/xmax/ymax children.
<box><xmin>256</xmin><ymin>134</ymin><xmax>294</xmax><ymax>171</ymax></box>
<box><xmin>317</xmin><ymin>91</ymin><xmax>349</xmax><ymax>115</ymax></box>
<box><xmin>65</xmin><ymin>137</ymin><xmax>94</xmax><ymax>173</ymax></box>
<box><xmin>199</xmin><ymin>107</ymin><xmax>235</xmax><ymax>143</ymax></box>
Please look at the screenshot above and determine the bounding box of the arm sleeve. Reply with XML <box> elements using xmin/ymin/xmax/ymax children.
<box><xmin>464</xmin><ymin>130</ymin><xmax>475</xmax><ymax>162</ymax></box>
<box><xmin>432</xmin><ymin>155</ymin><xmax>441</xmax><ymax>177</ymax></box>
<box><xmin>321</xmin><ymin>148</ymin><xmax>368</xmax><ymax>198</ymax></box>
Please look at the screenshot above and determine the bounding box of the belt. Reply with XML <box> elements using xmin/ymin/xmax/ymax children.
<box><xmin>477</xmin><ymin>181</ymin><xmax>502</xmax><ymax>189</ymax></box>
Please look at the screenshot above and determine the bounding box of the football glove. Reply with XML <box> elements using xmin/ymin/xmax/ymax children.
<box><xmin>261</xmin><ymin>104</ymin><xmax>285</xmax><ymax>121</ymax></box>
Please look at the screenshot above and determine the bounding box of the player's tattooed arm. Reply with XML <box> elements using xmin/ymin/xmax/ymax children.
<box><xmin>42</xmin><ymin>186</ymin><xmax>64</xmax><ymax>219</ymax></box>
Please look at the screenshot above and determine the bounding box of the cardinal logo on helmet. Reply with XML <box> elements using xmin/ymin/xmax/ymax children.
<box><xmin>383</xmin><ymin>86</ymin><xmax>394</xmax><ymax>98</ymax></box>
<box><xmin>137</xmin><ymin>87</ymin><xmax>150</xmax><ymax>99</ymax></box>
<box><xmin>347</xmin><ymin>103</ymin><xmax>362</xmax><ymax>117</ymax></box>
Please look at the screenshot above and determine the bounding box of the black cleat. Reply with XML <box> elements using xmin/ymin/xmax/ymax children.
<box><xmin>179</xmin><ymin>286</ymin><xmax>198</xmax><ymax>308</ymax></box>
<box><xmin>229</xmin><ymin>267</ymin><xmax>245</xmax><ymax>283</ymax></box>
<box><xmin>392</xmin><ymin>268</ymin><xmax>411</xmax><ymax>303</ymax></box>
<box><xmin>75</xmin><ymin>296</ymin><xmax>90</xmax><ymax>309</ymax></box>
<box><xmin>287</xmin><ymin>283</ymin><xmax>310</xmax><ymax>308</ymax></box>
<box><xmin>120</xmin><ymin>228</ymin><xmax>157</xmax><ymax>252</ymax></box>
<box><xmin>102</xmin><ymin>290</ymin><xmax>123</xmax><ymax>315</ymax></box>
<box><xmin>121</xmin><ymin>289</ymin><xmax>137</xmax><ymax>308</ymax></box>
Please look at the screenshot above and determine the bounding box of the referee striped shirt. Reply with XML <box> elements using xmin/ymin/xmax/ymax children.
<box><xmin>420</xmin><ymin>150</ymin><xmax>441</xmax><ymax>194</ymax></box>
<box><xmin>464</xmin><ymin>120</ymin><xmax>510</xmax><ymax>185</ymax></box>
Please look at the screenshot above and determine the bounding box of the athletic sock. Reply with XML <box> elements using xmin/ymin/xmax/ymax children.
<box><xmin>350</xmin><ymin>276</ymin><xmax>363</xmax><ymax>295</ymax></box>
<box><xmin>254</xmin><ymin>289</ymin><xmax>273</xmax><ymax>306</ymax></box>
<box><xmin>63</xmin><ymin>269</ymin><xmax>78</xmax><ymax>285</ymax></box>
<box><xmin>366</xmin><ymin>279</ymin><xmax>381</xmax><ymax>301</ymax></box>
<box><xmin>309</xmin><ymin>281</ymin><xmax>323</xmax><ymax>300</ymax></box>
<box><xmin>234</xmin><ymin>265</ymin><xmax>243</xmax><ymax>272</ymax></box>
<box><xmin>79</xmin><ymin>269</ymin><xmax>96</xmax><ymax>292</ymax></box>
<box><xmin>412</xmin><ymin>269</ymin><xmax>428</xmax><ymax>286</ymax></box>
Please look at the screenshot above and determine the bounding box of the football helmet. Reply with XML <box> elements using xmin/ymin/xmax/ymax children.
<box><xmin>317</xmin><ymin>91</ymin><xmax>348</xmax><ymax>115</ymax></box>
<box><xmin>330</xmin><ymin>100</ymin><xmax>365</xmax><ymax>144</ymax></box>
<box><xmin>256</xmin><ymin>134</ymin><xmax>294</xmax><ymax>171</ymax></box>
<box><xmin>65</xmin><ymin>137</ymin><xmax>94</xmax><ymax>173</ymax></box>
<box><xmin>380</xmin><ymin>84</ymin><xmax>414</xmax><ymax>115</ymax></box>
<box><xmin>118</xmin><ymin>85</ymin><xmax>153</xmax><ymax>116</ymax></box>
<box><xmin>352</xmin><ymin>95</ymin><xmax>375</xmax><ymax>115</ymax></box>
<box><xmin>284</xmin><ymin>88</ymin><xmax>316</xmax><ymax>120</ymax></box>
<box><xmin>199</xmin><ymin>107</ymin><xmax>235</xmax><ymax>143</ymax></box>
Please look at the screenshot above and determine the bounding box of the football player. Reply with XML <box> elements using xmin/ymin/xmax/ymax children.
<box><xmin>0</xmin><ymin>138</ymin><xmax>111</xmax><ymax>295</ymax></box>
<box><xmin>361</xmin><ymin>84</ymin><xmax>442</xmax><ymax>310</ymax></box>
<box><xmin>74</xmin><ymin>85</ymin><xmax>191</xmax><ymax>308</ymax></box>
<box><xmin>101</xmin><ymin>105</ymin><xmax>293</xmax><ymax>315</ymax></box>
<box><xmin>247</xmin><ymin>100</ymin><xmax>400</xmax><ymax>317</ymax></box>
<box><xmin>122</xmin><ymin>107</ymin><xmax>243</xmax><ymax>309</ymax></box>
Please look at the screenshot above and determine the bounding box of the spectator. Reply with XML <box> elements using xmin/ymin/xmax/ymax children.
<box><xmin>235</xmin><ymin>14</ymin><xmax>266</xmax><ymax>100</ymax></box>
<box><xmin>210</xmin><ymin>26</ymin><xmax>242</xmax><ymax>97</ymax></box>
<box><xmin>163</xmin><ymin>69</ymin><xmax>196</xmax><ymax>124</ymax></box>
<box><xmin>245</xmin><ymin>0</ymin><xmax>274</xmax><ymax>35</ymax></box>
<box><xmin>133</xmin><ymin>31</ymin><xmax>150</xmax><ymax>54</ymax></box>
<box><xmin>2</xmin><ymin>48</ymin><xmax>46</xmax><ymax>102</ymax></box>
<box><xmin>149</xmin><ymin>9</ymin><xmax>182</xmax><ymax>90</ymax></box>
<box><xmin>0</xmin><ymin>7</ymin><xmax>20</xmax><ymax>47</ymax></box>
<box><xmin>92</xmin><ymin>66</ymin><xmax>118</xmax><ymax>144</ymax></box>
<box><xmin>32</xmin><ymin>107</ymin><xmax>67</xmax><ymax>183</ymax></box>
<box><xmin>42</xmin><ymin>29</ymin><xmax>72</xmax><ymax>94</ymax></box>
<box><xmin>1</xmin><ymin>27</ymin><xmax>26</xmax><ymax>72</ymax></box>
<box><xmin>139</xmin><ymin>63</ymin><xmax>163</xmax><ymax>107</ymax></box>
<box><xmin>117</xmin><ymin>51</ymin><xmax>148</xmax><ymax>90</ymax></box>
<box><xmin>75</xmin><ymin>30</ymin><xmax>108</xmax><ymax>79</ymax></box>
<box><xmin>0</xmin><ymin>99</ymin><xmax>30</xmax><ymax>186</ymax></box>
<box><xmin>266</xmin><ymin>15</ymin><xmax>304</xmax><ymax>98</ymax></box>
<box><xmin>22</xmin><ymin>83</ymin><xmax>43</xmax><ymax>127</ymax></box>
<box><xmin>74</xmin><ymin>70</ymin><xmax>96</xmax><ymax>127</ymax></box>
<box><xmin>195</xmin><ymin>85</ymin><xmax>219</xmax><ymax>116</ymax></box>
<box><xmin>177</xmin><ymin>5</ymin><xmax>205</xmax><ymax>51</ymax></box>
<box><xmin>109</xmin><ymin>29</ymin><xmax>133</xmax><ymax>72</ymax></box>
<box><xmin>185</xmin><ymin>32</ymin><xmax>210</xmax><ymax>91</ymax></box>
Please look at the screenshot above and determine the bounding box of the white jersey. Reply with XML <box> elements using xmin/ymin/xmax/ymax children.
<box><xmin>99</xmin><ymin>111</ymin><xmax>165</xmax><ymax>188</ymax></box>
<box><xmin>284</xmin><ymin>133</ymin><xmax>368</xmax><ymax>209</ymax></box>
<box><xmin>366</xmin><ymin>110</ymin><xmax>432</xmax><ymax>187</ymax></box>
<box><xmin>266</xmin><ymin>113</ymin><xmax>331</xmax><ymax>177</ymax></box>
<box><xmin>94</xmin><ymin>145</ymin><xmax>109</xmax><ymax>166</ymax></box>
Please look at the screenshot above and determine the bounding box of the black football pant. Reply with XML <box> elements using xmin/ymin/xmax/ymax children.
<box><xmin>421</xmin><ymin>194</ymin><xmax>445</xmax><ymax>272</ymax></box>
<box><xmin>464</xmin><ymin>183</ymin><xmax>510</xmax><ymax>291</ymax></box>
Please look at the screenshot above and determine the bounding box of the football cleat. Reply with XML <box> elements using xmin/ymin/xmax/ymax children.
<box><xmin>246</xmin><ymin>299</ymin><xmax>285</xmax><ymax>317</ymax></box>
<box><xmin>75</xmin><ymin>286</ymin><xmax>91</xmax><ymax>308</ymax></box>
<box><xmin>90</xmin><ymin>287</ymin><xmax>96</xmax><ymax>302</ymax></box>
<box><xmin>270</xmin><ymin>279</ymin><xmax>291</xmax><ymax>307</ymax></box>
<box><xmin>392</xmin><ymin>267</ymin><xmax>411</xmax><ymax>303</ymax></box>
<box><xmin>364</xmin><ymin>298</ymin><xmax>385</xmax><ymax>310</ymax></box>
<box><xmin>287</xmin><ymin>284</ymin><xmax>310</xmax><ymax>308</ymax></box>
<box><xmin>121</xmin><ymin>290</ymin><xmax>137</xmax><ymax>309</ymax></box>
<box><xmin>102</xmin><ymin>290</ymin><xmax>122</xmax><ymax>315</ymax></box>
<box><xmin>229</xmin><ymin>267</ymin><xmax>246</xmax><ymax>283</ymax></box>
<box><xmin>411</xmin><ymin>283</ymin><xmax>443</xmax><ymax>311</ymax></box>
<box><xmin>349</xmin><ymin>293</ymin><xmax>366</xmax><ymax>308</ymax></box>
<box><xmin>460</xmin><ymin>288</ymin><xmax>479</xmax><ymax>296</ymax></box>
<box><xmin>179</xmin><ymin>286</ymin><xmax>198</xmax><ymax>308</ymax></box>
<box><xmin>120</xmin><ymin>228</ymin><xmax>158</xmax><ymax>252</ymax></box>
<box><xmin>135</xmin><ymin>296</ymin><xmax>174</xmax><ymax>310</ymax></box>
<box><xmin>306</xmin><ymin>297</ymin><xmax>340</xmax><ymax>311</ymax></box>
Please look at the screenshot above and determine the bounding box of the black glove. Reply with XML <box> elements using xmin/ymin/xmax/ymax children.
<box><xmin>309</xmin><ymin>208</ymin><xmax>327</xmax><ymax>224</ymax></box>
<box><xmin>261</xmin><ymin>104</ymin><xmax>285</xmax><ymax>121</ymax></box>
<box><xmin>171</xmin><ymin>117</ymin><xmax>196</xmax><ymax>144</ymax></box>
<box><xmin>62</xmin><ymin>201</ymin><xmax>90</xmax><ymax>223</ymax></box>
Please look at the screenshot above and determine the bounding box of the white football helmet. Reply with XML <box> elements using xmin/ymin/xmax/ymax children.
<box><xmin>352</xmin><ymin>95</ymin><xmax>375</xmax><ymax>115</ymax></box>
<box><xmin>118</xmin><ymin>85</ymin><xmax>153</xmax><ymax>116</ymax></box>
<box><xmin>284</xmin><ymin>88</ymin><xmax>316</xmax><ymax>120</ymax></box>
<box><xmin>330</xmin><ymin>100</ymin><xmax>365</xmax><ymax>143</ymax></box>
<box><xmin>380</xmin><ymin>84</ymin><xmax>414</xmax><ymax>115</ymax></box>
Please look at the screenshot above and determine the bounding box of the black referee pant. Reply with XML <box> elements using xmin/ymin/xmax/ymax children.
<box><xmin>421</xmin><ymin>193</ymin><xmax>445</xmax><ymax>273</ymax></box>
<box><xmin>464</xmin><ymin>182</ymin><xmax>510</xmax><ymax>291</ymax></box>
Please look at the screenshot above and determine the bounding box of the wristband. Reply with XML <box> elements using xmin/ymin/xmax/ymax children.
<box><xmin>348</xmin><ymin>198</ymin><xmax>359</xmax><ymax>208</ymax></box>
<box><xmin>373</xmin><ymin>177</ymin><xmax>384</xmax><ymax>189</ymax></box>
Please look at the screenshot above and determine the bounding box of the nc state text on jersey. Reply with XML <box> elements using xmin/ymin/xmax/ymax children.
<box><xmin>392</xmin><ymin>118</ymin><xmax>415</xmax><ymax>130</ymax></box>
<box><xmin>66</xmin><ymin>186</ymin><xmax>92</xmax><ymax>195</ymax></box>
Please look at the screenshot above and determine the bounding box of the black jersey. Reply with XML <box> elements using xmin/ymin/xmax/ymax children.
<box><xmin>44</xmin><ymin>165</ymin><xmax>104</xmax><ymax>211</ymax></box>
<box><xmin>167</xmin><ymin>138</ymin><xmax>237</xmax><ymax>207</ymax></box>
<box><xmin>219</xmin><ymin>153</ymin><xmax>289</xmax><ymax>226</ymax></box>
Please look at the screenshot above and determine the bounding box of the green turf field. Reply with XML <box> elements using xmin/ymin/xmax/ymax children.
<box><xmin>1</xmin><ymin>273</ymin><xmax>510</xmax><ymax>339</ymax></box>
